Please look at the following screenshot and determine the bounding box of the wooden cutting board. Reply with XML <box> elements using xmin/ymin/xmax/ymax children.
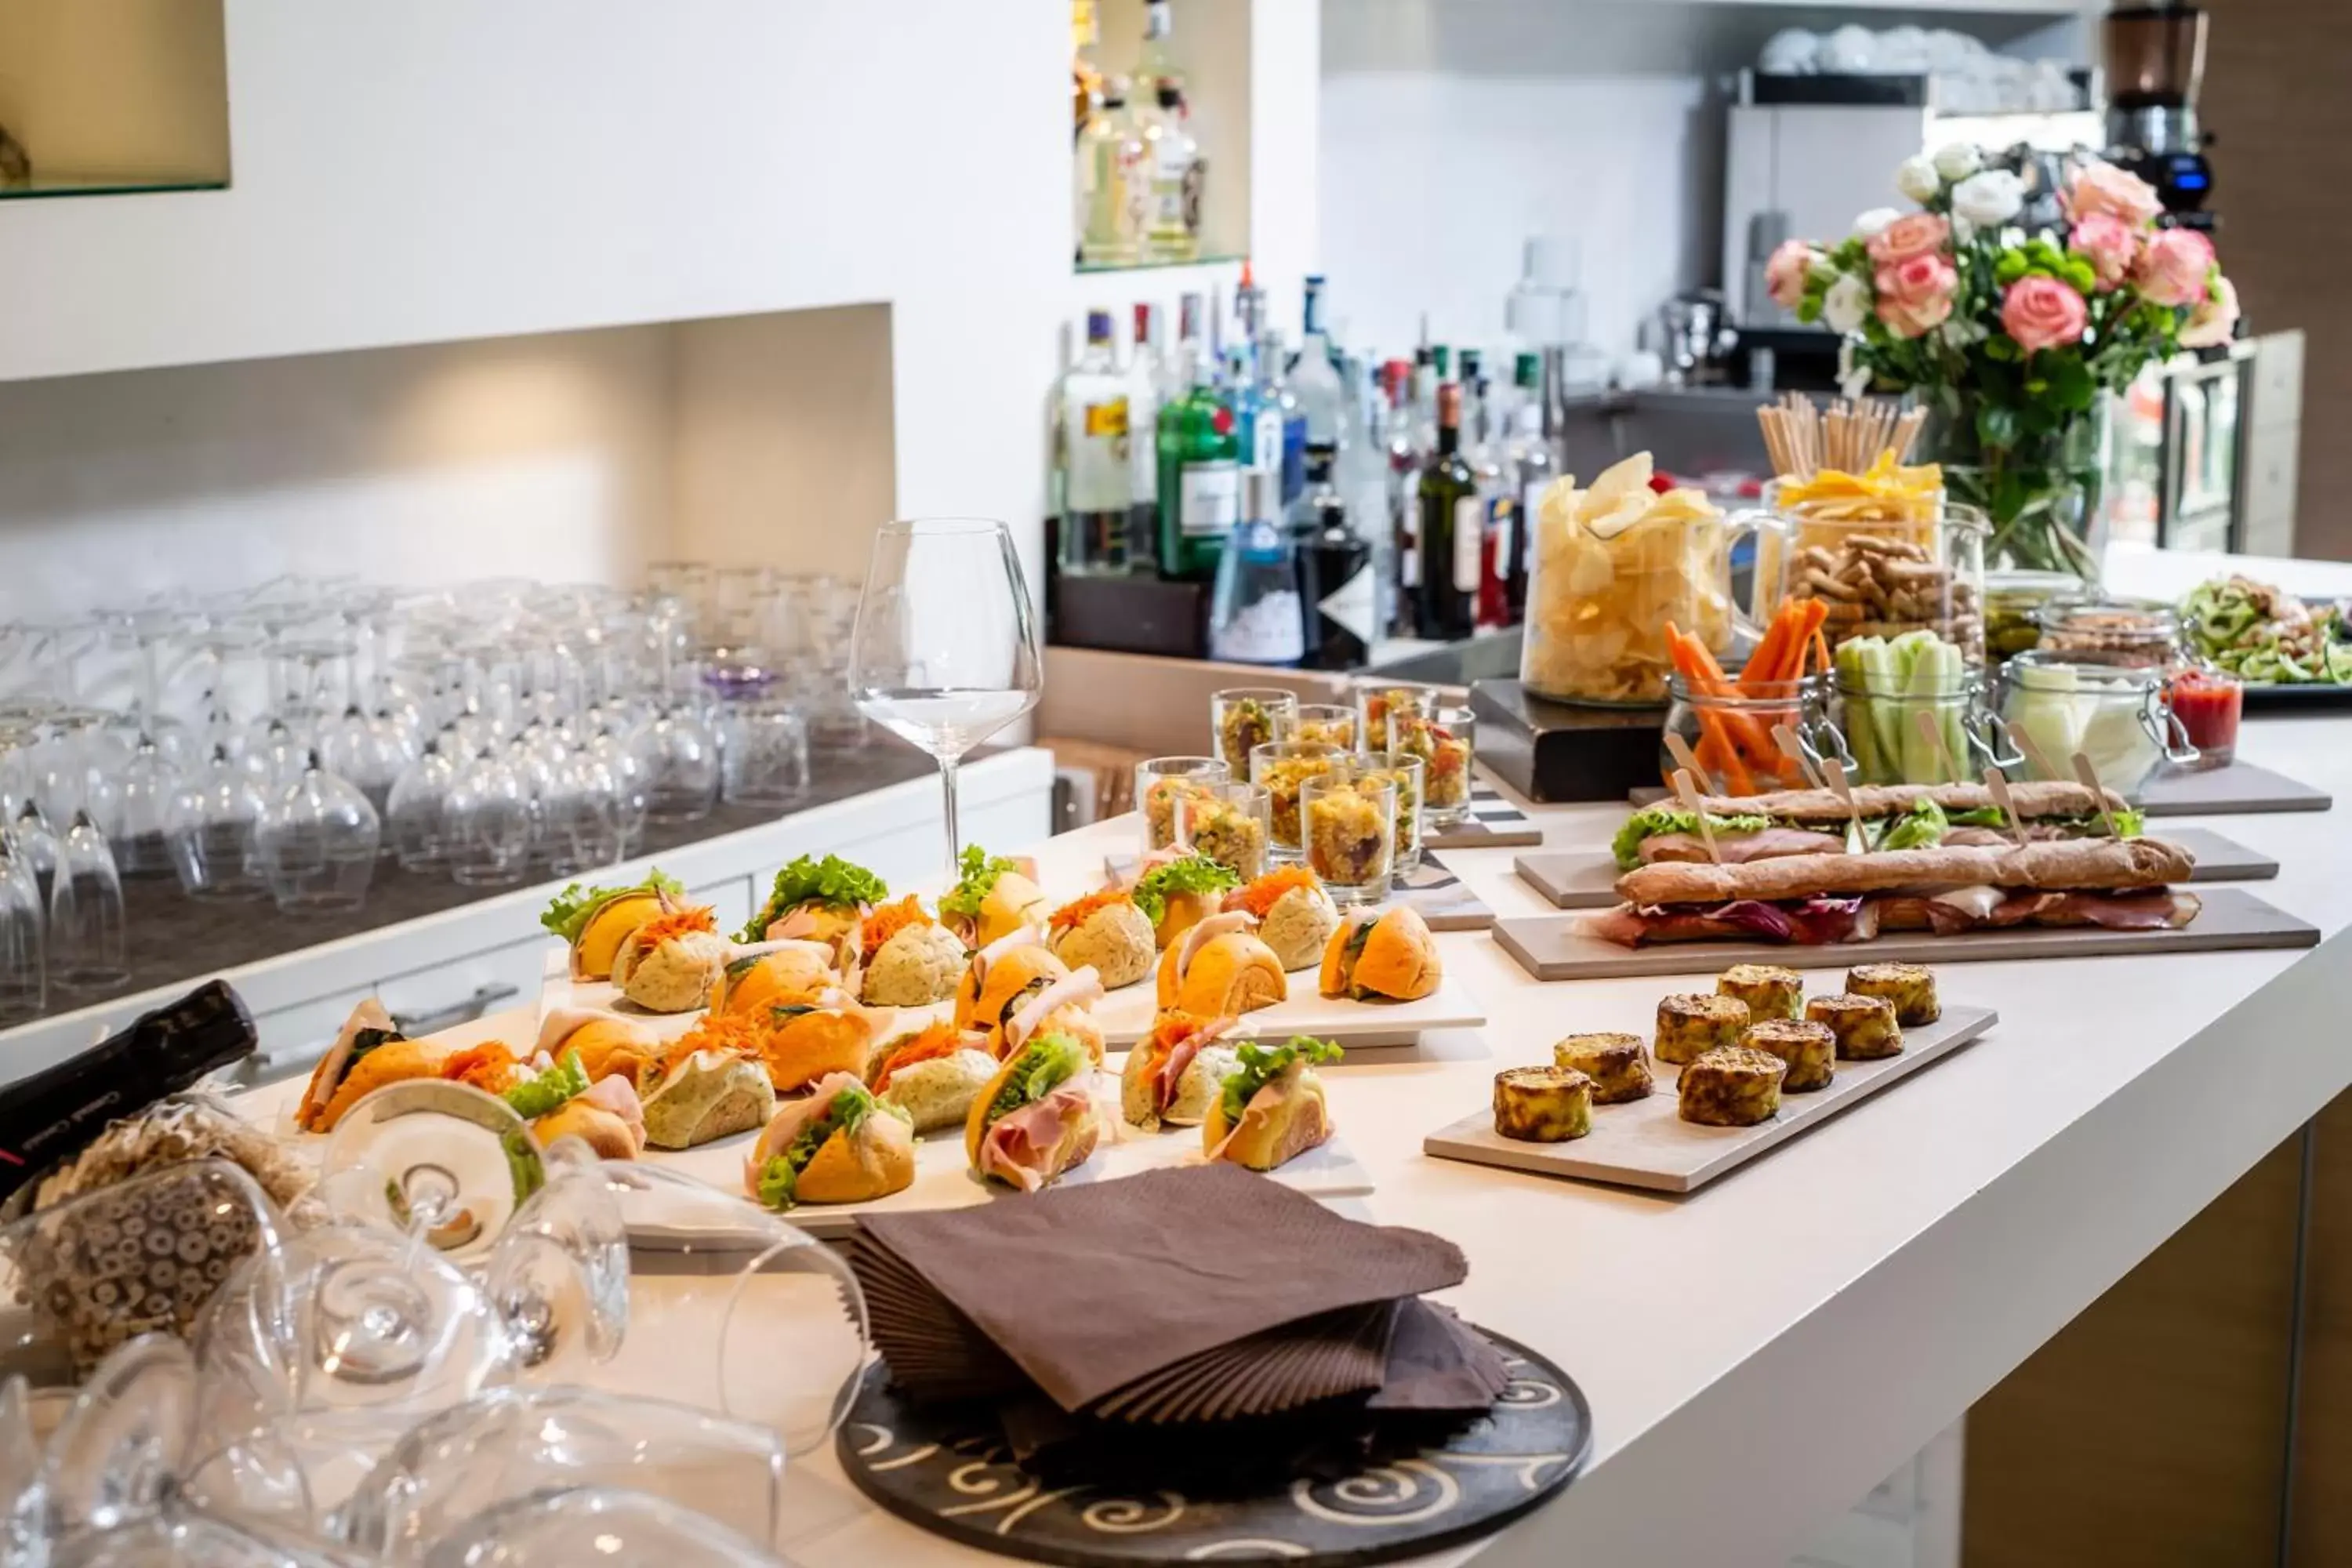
<box><xmin>1491</xmin><ymin>885</ymin><xmax>2319</xmax><ymax>980</ymax></box>
<box><xmin>2140</xmin><ymin>761</ymin><xmax>2332</xmax><ymax>815</ymax></box>
<box><xmin>1425</xmin><ymin>1007</ymin><xmax>1997</xmax><ymax>1194</ymax></box>
<box><xmin>1514</xmin><ymin>825</ymin><xmax>2281</xmax><ymax>911</ymax></box>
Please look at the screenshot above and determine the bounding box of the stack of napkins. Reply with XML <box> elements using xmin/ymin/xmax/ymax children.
<box><xmin>848</xmin><ymin>1166</ymin><xmax>1509</xmax><ymax>1489</ymax></box>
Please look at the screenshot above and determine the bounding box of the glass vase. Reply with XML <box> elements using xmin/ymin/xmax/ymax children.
<box><xmin>1921</xmin><ymin>391</ymin><xmax>2108</xmax><ymax>583</ymax></box>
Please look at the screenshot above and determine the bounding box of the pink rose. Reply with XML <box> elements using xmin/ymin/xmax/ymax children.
<box><xmin>1765</xmin><ymin>239</ymin><xmax>1816</xmax><ymax>310</ymax></box>
<box><xmin>1865</xmin><ymin>212</ymin><xmax>1951</xmax><ymax>269</ymax></box>
<box><xmin>1871</xmin><ymin>253</ymin><xmax>1958</xmax><ymax>338</ymax></box>
<box><xmin>2179</xmin><ymin>274</ymin><xmax>2241</xmax><ymax>349</ymax></box>
<box><xmin>2000</xmin><ymin>274</ymin><xmax>2089</xmax><ymax>356</ymax></box>
<box><xmin>2136</xmin><ymin>227</ymin><xmax>2216</xmax><ymax>308</ymax></box>
<box><xmin>2067</xmin><ymin>212</ymin><xmax>2140</xmax><ymax>291</ymax></box>
<box><xmin>2063</xmin><ymin>159</ymin><xmax>2164</xmax><ymax>229</ymax></box>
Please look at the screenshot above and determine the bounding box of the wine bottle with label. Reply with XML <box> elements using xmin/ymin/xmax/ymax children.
<box><xmin>1414</xmin><ymin>382</ymin><xmax>1478</xmax><ymax>641</ymax></box>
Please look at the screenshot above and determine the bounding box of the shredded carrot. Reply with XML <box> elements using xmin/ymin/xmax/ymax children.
<box><xmin>637</xmin><ymin>906</ymin><xmax>717</xmax><ymax>945</ymax></box>
<box><xmin>1232</xmin><ymin>866</ymin><xmax>1321</xmax><ymax>920</ymax></box>
<box><xmin>441</xmin><ymin>1041</ymin><xmax>521</xmax><ymax>1093</ymax></box>
<box><xmin>1048</xmin><ymin>886</ymin><xmax>1133</xmax><ymax>931</ymax></box>
<box><xmin>873</xmin><ymin>1022</ymin><xmax>972</xmax><ymax>1090</ymax></box>
<box><xmin>860</xmin><ymin>895</ymin><xmax>930</xmax><ymax>961</ymax></box>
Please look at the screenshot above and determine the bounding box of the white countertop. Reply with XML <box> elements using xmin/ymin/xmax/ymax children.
<box><xmin>244</xmin><ymin>652</ymin><xmax>2352</xmax><ymax>1568</ymax></box>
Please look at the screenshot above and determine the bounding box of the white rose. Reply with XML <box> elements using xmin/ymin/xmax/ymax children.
<box><xmin>1822</xmin><ymin>273</ymin><xmax>1871</xmax><ymax>335</ymax></box>
<box><xmin>1895</xmin><ymin>155</ymin><xmax>1943</xmax><ymax>204</ymax></box>
<box><xmin>1852</xmin><ymin>206</ymin><xmax>1902</xmax><ymax>239</ymax></box>
<box><xmin>1932</xmin><ymin>143</ymin><xmax>1982</xmax><ymax>182</ymax></box>
<box><xmin>1837</xmin><ymin>340</ymin><xmax>1871</xmax><ymax>401</ymax></box>
<box><xmin>1950</xmin><ymin>169</ymin><xmax>2025</xmax><ymax>228</ymax></box>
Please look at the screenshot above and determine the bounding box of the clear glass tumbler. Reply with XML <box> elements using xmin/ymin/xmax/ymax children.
<box><xmin>1301</xmin><ymin>771</ymin><xmax>1397</xmax><ymax>905</ymax></box>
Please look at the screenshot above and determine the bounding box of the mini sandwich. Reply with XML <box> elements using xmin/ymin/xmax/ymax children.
<box><xmin>858</xmin><ymin>896</ymin><xmax>967</xmax><ymax>1007</ymax></box>
<box><xmin>1156</xmin><ymin>912</ymin><xmax>1287</xmax><ymax>1016</ymax></box>
<box><xmin>715</xmin><ymin>942</ymin><xmax>841</xmax><ymax>1019</ymax></box>
<box><xmin>739</xmin><ymin>854</ymin><xmax>887</xmax><ymax>950</ymax></box>
<box><xmin>542</xmin><ymin>869</ymin><xmax>685</xmax><ymax>981</ymax></box>
<box><xmin>952</xmin><ymin>929</ymin><xmax>1068</xmax><ymax>1032</ymax></box>
<box><xmin>296</xmin><ymin>1000</ymin><xmax>437</xmax><ymax>1133</ymax></box>
<box><xmin>965</xmin><ymin>1033</ymin><xmax>1102</xmax><ymax>1192</ymax></box>
<box><xmin>1120</xmin><ymin>1010</ymin><xmax>1247</xmax><ymax>1131</ymax></box>
<box><xmin>612</xmin><ymin>902</ymin><xmax>731</xmax><ymax>1013</ymax></box>
<box><xmin>983</xmin><ymin>965</ymin><xmax>1107</xmax><ymax>1063</ymax></box>
<box><xmin>745</xmin><ymin>1072</ymin><xmax>916</xmax><ymax>1210</ymax></box>
<box><xmin>637</xmin><ymin>1017</ymin><xmax>777</xmax><ymax>1149</ymax></box>
<box><xmin>1129</xmin><ymin>851</ymin><xmax>1243</xmax><ymax>950</ymax></box>
<box><xmin>867</xmin><ymin>1021</ymin><xmax>1000</xmax><ymax>1134</ymax></box>
<box><xmin>1612</xmin><ymin>781</ymin><xmax>2143</xmax><ymax>869</ymax></box>
<box><xmin>940</xmin><ymin>844</ymin><xmax>1051</xmax><ymax>947</ymax></box>
<box><xmin>1223</xmin><ymin>867</ymin><xmax>1341</xmax><ymax>971</ymax></box>
<box><xmin>505</xmin><ymin>1048</ymin><xmax>645</xmax><ymax>1160</ymax></box>
<box><xmin>1319</xmin><ymin>906</ymin><xmax>1443</xmax><ymax>1002</ymax></box>
<box><xmin>760</xmin><ymin>989</ymin><xmax>887</xmax><ymax>1094</ymax></box>
<box><xmin>439</xmin><ymin>1040</ymin><xmax>524</xmax><ymax>1096</ymax></box>
<box><xmin>1202</xmin><ymin>1036</ymin><xmax>1341</xmax><ymax>1171</ymax></box>
<box><xmin>1589</xmin><ymin>837</ymin><xmax>2200</xmax><ymax>946</ymax></box>
<box><xmin>534</xmin><ymin>1009</ymin><xmax>662</xmax><ymax>1088</ymax></box>
<box><xmin>1046</xmin><ymin>888</ymin><xmax>1156</xmax><ymax>990</ymax></box>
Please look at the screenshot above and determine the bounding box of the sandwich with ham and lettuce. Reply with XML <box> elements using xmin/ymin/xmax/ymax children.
<box><xmin>964</xmin><ymin>1032</ymin><xmax>1101</xmax><ymax>1192</ymax></box>
<box><xmin>1587</xmin><ymin>835</ymin><xmax>2198</xmax><ymax>946</ymax></box>
<box><xmin>1612</xmin><ymin>780</ymin><xmax>2145</xmax><ymax>870</ymax></box>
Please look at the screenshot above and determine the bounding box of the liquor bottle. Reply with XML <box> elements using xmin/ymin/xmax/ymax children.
<box><xmin>1503</xmin><ymin>350</ymin><xmax>1553</xmax><ymax>621</ymax></box>
<box><xmin>1077</xmin><ymin>78</ymin><xmax>1146</xmax><ymax>267</ymax></box>
<box><xmin>1290</xmin><ymin>275</ymin><xmax>1347</xmax><ymax>458</ymax></box>
<box><xmin>1255</xmin><ymin>328</ymin><xmax>1307</xmax><ymax>504</ymax></box>
<box><xmin>1459</xmin><ymin>354</ymin><xmax>1509</xmax><ymax>630</ymax></box>
<box><xmin>1126</xmin><ymin>303</ymin><xmax>1164</xmax><ymax>564</ymax></box>
<box><xmin>1137</xmin><ymin>0</ymin><xmax>1176</xmax><ymax>97</ymax></box>
<box><xmin>1209</xmin><ymin>470</ymin><xmax>1305</xmax><ymax>666</ymax></box>
<box><xmin>1288</xmin><ymin>445</ymin><xmax>1374</xmax><ymax>669</ymax></box>
<box><xmin>1143</xmin><ymin>77</ymin><xmax>1200</xmax><ymax>263</ymax></box>
<box><xmin>1156</xmin><ymin>310</ymin><xmax>1240</xmax><ymax>580</ymax></box>
<box><xmin>1340</xmin><ymin>356</ymin><xmax>1397</xmax><ymax>645</ymax></box>
<box><xmin>1414</xmin><ymin>383</ymin><xmax>1479</xmax><ymax>642</ymax></box>
<box><xmin>1055</xmin><ymin>310</ymin><xmax>1132</xmax><ymax>575</ymax></box>
<box><xmin>1383</xmin><ymin>358</ymin><xmax>1421</xmax><ymax>637</ymax></box>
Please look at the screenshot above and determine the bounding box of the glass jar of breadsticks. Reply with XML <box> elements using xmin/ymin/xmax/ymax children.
<box><xmin>1520</xmin><ymin>454</ymin><xmax>1784</xmax><ymax>706</ymax></box>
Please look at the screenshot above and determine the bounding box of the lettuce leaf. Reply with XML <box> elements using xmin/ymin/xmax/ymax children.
<box><xmin>1129</xmin><ymin>852</ymin><xmax>1241</xmax><ymax>924</ymax></box>
<box><xmin>539</xmin><ymin>869</ymin><xmax>684</xmax><ymax>942</ymax></box>
<box><xmin>1946</xmin><ymin>805</ymin><xmax>2007</xmax><ymax>828</ymax></box>
<box><xmin>755</xmin><ymin>1083</ymin><xmax>901</xmax><ymax>1210</ymax></box>
<box><xmin>1610</xmin><ymin>805</ymin><xmax>1773</xmax><ymax>870</ymax></box>
<box><xmin>503</xmin><ymin>1049</ymin><xmax>590</xmax><ymax>1120</ymax></box>
<box><xmin>983</xmin><ymin>1033</ymin><xmax>1088</xmax><ymax>1125</ymax></box>
<box><xmin>939</xmin><ymin>844</ymin><xmax>1021</xmax><ymax>924</ymax></box>
<box><xmin>740</xmin><ymin>855</ymin><xmax>887</xmax><ymax>942</ymax></box>
<box><xmin>1218</xmin><ymin>1036</ymin><xmax>1343</xmax><ymax>1124</ymax></box>
<box><xmin>1876</xmin><ymin>797</ymin><xmax>1948</xmax><ymax>852</ymax></box>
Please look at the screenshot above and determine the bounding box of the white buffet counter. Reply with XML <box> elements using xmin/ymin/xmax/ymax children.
<box><xmin>300</xmin><ymin>696</ymin><xmax>2352</xmax><ymax>1568</ymax></box>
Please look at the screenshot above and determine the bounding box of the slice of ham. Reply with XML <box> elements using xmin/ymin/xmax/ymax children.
<box><xmin>1004</xmin><ymin>967</ymin><xmax>1105</xmax><ymax>1052</ymax></box>
<box><xmin>581</xmin><ymin>1074</ymin><xmax>647</xmax><ymax>1149</ymax></box>
<box><xmin>977</xmin><ymin>1080</ymin><xmax>1098</xmax><ymax>1193</ymax></box>
<box><xmin>1583</xmin><ymin>898</ymin><xmax>1877</xmax><ymax>946</ymax></box>
<box><xmin>1205</xmin><ymin>1062</ymin><xmax>1332</xmax><ymax>1167</ymax></box>
<box><xmin>742</xmin><ymin>1069</ymin><xmax>866</xmax><ymax>1188</ymax></box>
<box><xmin>1639</xmin><ymin>827</ymin><xmax>1848</xmax><ymax>866</ymax></box>
<box><xmin>1151</xmin><ymin>1015</ymin><xmax>1240</xmax><ymax>1109</ymax></box>
<box><xmin>2032</xmin><ymin>889</ymin><xmax>2198</xmax><ymax>929</ymax></box>
<box><xmin>768</xmin><ymin>909</ymin><xmax>827</xmax><ymax>942</ymax></box>
<box><xmin>535</xmin><ymin>1007</ymin><xmax>619</xmax><ymax>1056</ymax></box>
<box><xmin>1171</xmin><ymin>911</ymin><xmax>1255</xmax><ymax>985</ymax></box>
<box><xmin>965</xmin><ymin>924</ymin><xmax>1044</xmax><ymax>992</ymax></box>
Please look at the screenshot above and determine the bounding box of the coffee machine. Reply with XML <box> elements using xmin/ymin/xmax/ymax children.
<box><xmin>2103</xmin><ymin>3</ymin><xmax>2215</xmax><ymax>230</ymax></box>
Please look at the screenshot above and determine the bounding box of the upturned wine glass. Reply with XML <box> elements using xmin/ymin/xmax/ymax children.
<box><xmin>253</xmin><ymin>754</ymin><xmax>379</xmax><ymax>913</ymax></box>
<box><xmin>165</xmin><ymin>746</ymin><xmax>270</xmax><ymax>903</ymax></box>
<box><xmin>848</xmin><ymin>519</ymin><xmax>1041</xmax><ymax>883</ymax></box>
<box><xmin>0</xmin><ymin>834</ymin><xmax>42</xmax><ymax>1023</ymax></box>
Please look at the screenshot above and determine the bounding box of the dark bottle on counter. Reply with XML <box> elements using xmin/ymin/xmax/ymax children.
<box><xmin>1287</xmin><ymin>445</ymin><xmax>1372</xmax><ymax>669</ymax></box>
<box><xmin>1414</xmin><ymin>382</ymin><xmax>1478</xmax><ymax>641</ymax></box>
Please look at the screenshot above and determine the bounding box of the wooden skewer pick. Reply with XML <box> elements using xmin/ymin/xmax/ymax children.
<box><xmin>1664</xmin><ymin>733</ymin><xmax>1720</xmax><ymax>799</ymax></box>
<box><xmin>1771</xmin><ymin>723</ymin><xmax>1826</xmax><ymax>789</ymax></box>
<box><xmin>1822</xmin><ymin>761</ymin><xmax>1867</xmax><ymax>851</ymax></box>
<box><xmin>1982</xmin><ymin>767</ymin><xmax>2031</xmax><ymax>850</ymax></box>
<box><xmin>1671</xmin><ymin>769</ymin><xmax>1719</xmax><ymax>862</ymax></box>
<box><xmin>1913</xmin><ymin>707</ymin><xmax>1962</xmax><ymax>785</ymax></box>
<box><xmin>2071</xmin><ymin>751</ymin><xmax>2124</xmax><ymax>839</ymax></box>
<box><xmin>1997</xmin><ymin>716</ymin><xmax>2059</xmax><ymax>783</ymax></box>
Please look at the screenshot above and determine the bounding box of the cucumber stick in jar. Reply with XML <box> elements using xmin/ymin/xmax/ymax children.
<box><xmin>1839</xmin><ymin>632</ymin><xmax>1969</xmax><ymax>785</ymax></box>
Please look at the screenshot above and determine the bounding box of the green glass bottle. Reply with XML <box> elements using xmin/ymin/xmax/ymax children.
<box><xmin>1414</xmin><ymin>382</ymin><xmax>1478</xmax><ymax>641</ymax></box>
<box><xmin>1155</xmin><ymin>341</ymin><xmax>1240</xmax><ymax>579</ymax></box>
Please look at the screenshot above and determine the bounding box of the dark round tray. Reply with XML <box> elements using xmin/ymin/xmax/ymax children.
<box><xmin>834</xmin><ymin>1329</ymin><xmax>1592</xmax><ymax>1568</ymax></box>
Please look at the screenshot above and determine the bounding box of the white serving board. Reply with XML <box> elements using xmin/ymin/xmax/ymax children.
<box><xmin>1423</xmin><ymin>786</ymin><xmax>1543</xmax><ymax>849</ymax></box>
<box><xmin>1423</xmin><ymin>1005</ymin><xmax>1998</xmax><ymax>1194</ymax></box>
<box><xmin>543</xmin><ymin>944</ymin><xmax>1486</xmax><ymax>1052</ymax></box>
<box><xmin>1513</xmin><ymin>825</ymin><xmax>2280</xmax><ymax>912</ymax></box>
<box><xmin>1490</xmin><ymin>885</ymin><xmax>2319</xmax><ymax>980</ymax></box>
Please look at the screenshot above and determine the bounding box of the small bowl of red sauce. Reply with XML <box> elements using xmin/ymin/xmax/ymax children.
<box><xmin>2167</xmin><ymin>664</ymin><xmax>2242</xmax><ymax>770</ymax></box>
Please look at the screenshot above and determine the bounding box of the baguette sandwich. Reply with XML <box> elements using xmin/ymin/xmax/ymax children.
<box><xmin>1589</xmin><ymin>836</ymin><xmax>2199</xmax><ymax>946</ymax></box>
<box><xmin>1613</xmin><ymin>781</ymin><xmax>2141</xmax><ymax>869</ymax></box>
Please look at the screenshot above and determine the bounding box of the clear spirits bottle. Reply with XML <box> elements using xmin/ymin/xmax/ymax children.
<box><xmin>1077</xmin><ymin>77</ymin><xmax>1145</xmax><ymax>267</ymax></box>
<box><xmin>1256</xmin><ymin>328</ymin><xmax>1307</xmax><ymax>504</ymax></box>
<box><xmin>1210</xmin><ymin>470</ymin><xmax>1305</xmax><ymax>666</ymax></box>
<box><xmin>1143</xmin><ymin>78</ymin><xmax>1200</xmax><ymax>263</ymax></box>
<box><xmin>1290</xmin><ymin>275</ymin><xmax>1347</xmax><ymax>457</ymax></box>
<box><xmin>1055</xmin><ymin>310</ymin><xmax>1132</xmax><ymax>575</ymax></box>
<box><xmin>1125</xmin><ymin>302</ymin><xmax>1164</xmax><ymax>564</ymax></box>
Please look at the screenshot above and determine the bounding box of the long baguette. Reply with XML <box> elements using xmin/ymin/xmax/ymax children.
<box><xmin>1693</xmin><ymin>779</ymin><xmax>2127</xmax><ymax>825</ymax></box>
<box><xmin>1617</xmin><ymin>837</ymin><xmax>2194</xmax><ymax>906</ymax></box>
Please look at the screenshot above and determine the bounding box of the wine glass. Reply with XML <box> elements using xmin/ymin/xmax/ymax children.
<box><xmin>165</xmin><ymin>747</ymin><xmax>270</xmax><ymax>903</ymax></box>
<box><xmin>416</xmin><ymin>1486</ymin><xmax>783</xmax><ymax>1568</ymax></box>
<box><xmin>253</xmin><ymin>755</ymin><xmax>379</xmax><ymax>913</ymax></box>
<box><xmin>0</xmin><ymin>834</ymin><xmax>42</xmax><ymax>1023</ymax></box>
<box><xmin>848</xmin><ymin>519</ymin><xmax>1041</xmax><ymax>883</ymax></box>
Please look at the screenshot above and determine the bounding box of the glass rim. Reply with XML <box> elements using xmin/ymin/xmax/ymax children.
<box><xmin>875</xmin><ymin>517</ymin><xmax>1014</xmax><ymax>536</ymax></box>
<box><xmin>1213</xmin><ymin>687</ymin><xmax>1304</xmax><ymax>704</ymax></box>
<box><xmin>1250</xmin><ymin>738</ymin><xmax>1341</xmax><ymax>758</ymax></box>
<box><xmin>1137</xmin><ymin>755</ymin><xmax>1228</xmax><ymax>773</ymax></box>
<box><xmin>1304</xmin><ymin>771</ymin><xmax>1397</xmax><ymax>799</ymax></box>
<box><xmin>1670</xmin><ymin>671</ymin><xmax>1824</xmax><ymax>706</ymax></box>
<box><xmin>2002</xmin><ymin>646</ymin><xmax>2168</xmax><ymax>687</ymax></box>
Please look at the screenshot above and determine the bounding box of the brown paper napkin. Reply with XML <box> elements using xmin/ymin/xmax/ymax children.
<box><xmin>855</xmin><ymin>1165</ymin><xmax>1467</xmax><ymax>1412</ymax></box>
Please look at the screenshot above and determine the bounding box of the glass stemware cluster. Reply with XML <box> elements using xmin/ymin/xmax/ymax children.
<box><xmin>0</xmin><ymin>1081</ymin><xmax>869</xmax><ymax>1565</ymax></box>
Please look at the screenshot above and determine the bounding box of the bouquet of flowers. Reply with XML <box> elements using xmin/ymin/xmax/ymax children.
<box><xmin>1766</xmin><ymin>146</ymin><xmax>2238</xmax><ymax>576</ymax></box>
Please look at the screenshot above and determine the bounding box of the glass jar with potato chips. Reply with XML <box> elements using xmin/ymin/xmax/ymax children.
<box><xmin>1520</xmin><ymin>452</ymin><xmax>1783</xmax><ymax>706</ymax></box>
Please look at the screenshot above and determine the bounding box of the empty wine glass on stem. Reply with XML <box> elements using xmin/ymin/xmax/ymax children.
<box><xmin>848</xmin><ymin>519</ymin><xmax>1042</xmax><ymax>884</ymax></box>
